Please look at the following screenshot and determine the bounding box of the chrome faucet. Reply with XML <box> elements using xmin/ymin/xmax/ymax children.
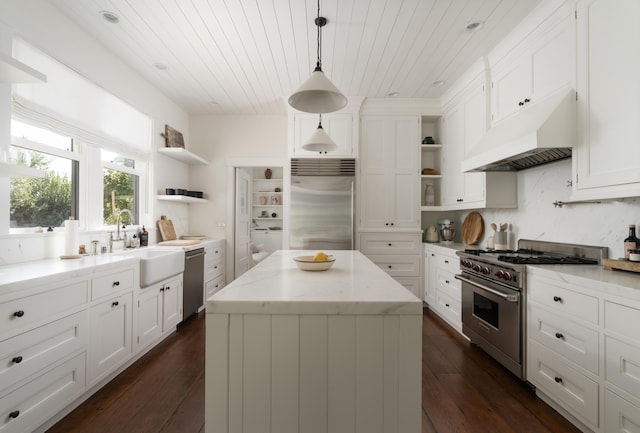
<box><xmin>116</xmin><ymin>209</ymin><xmax>134</xmax><ymax>240</ymax></box>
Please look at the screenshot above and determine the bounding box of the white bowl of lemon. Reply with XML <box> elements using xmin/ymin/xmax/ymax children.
<box><xmin>293</xmin><ymin>252</ymin><xmax>335</xmax><ymax>271</ymax></box>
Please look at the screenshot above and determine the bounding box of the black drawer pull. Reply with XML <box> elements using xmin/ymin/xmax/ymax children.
<box><xmin>554</xmin><ymin>376</ymin><xmax>563</xmax><ymax>384</ymax></box>
<box><xmin>13</xmin><ymin>310</ymin><xmax>25</xmax><ymax>318</ymax></box>
<box><xmin>111</xmin><ymin>301</ymin><xmax>119</xmax><ymax>307</ymax></box>
<box><xmin>9</xmin><ymin>410</ymin><xmax>19</xmax><ymax>419</ymax></box>
<box><xmin>555</xmin><ymin>332</ymin><xmax>564</xmax><ymax>340</ymax></box>
<box><xmin>166</xmin><ymin>286</ymin><xmax>170</xmax><ymax>291</ymax></box>
<box><xmin>388</xmin><ymin>265</ymin><xmax>392</xmax><ymax>269</ymax></box>
<box><xmin>12</xmin><ymin>356</ymin><xmax>23</xmax><ymax>364</ymax></box>
<box><xmin>553</xmin><ymin>296</ymin><xmax>562</xmax><ymax>302</ymax></box>
<box><xmin>385</xmin><ymin>223</ymin><xmax>389</xmax><ymax>226</ymax></box>
<box><xmin>390</xmin><ymin>222</ymin><xmax>394</xmax><ymax>226</ymax></box>
<box><xmin>113</xmin><ymin>281</ymin><xmax>120</xmax><ymax>287</ymax></box>
<box><xmin>444</xmin><ymin>260</ymin><xmax>449</xmax><ymax>264</ymax></box>
<box><xmin>388</xmin><ymin>243</ymin><xmax>392</xmax><ymax>246</ymax></box>
<box><xmin>160</xmin><ymin>287</ymin><xmax>165</xmax><ymax>292</ymax></box>
<box><xmin>445</xmin><ymin>280</ymin><xmax>450</xmax><ymax>284</ymax></box>
<box><xmin>445</xmin><ymin>303</ymin><xmax>450</xmax><ymax>308</ymax></box>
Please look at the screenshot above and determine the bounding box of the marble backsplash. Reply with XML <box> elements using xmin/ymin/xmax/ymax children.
<box><xmin>458</xmin><ymin>159</ymin><xmax>639</xmax><ymax>258</ymax></box>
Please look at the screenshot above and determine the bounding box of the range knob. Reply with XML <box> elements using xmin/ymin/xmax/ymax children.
<box><xmin>481</xmin><ymin>266</ymin><xmax>491</xmax><ymax>275</ymax></box>
<box><xmin>462</xmin><ymin>260</ymin><xmax>472</xmax><ymax>268</ymax></box>
<box><xmin>472</xmin><ymin>264</ymin><xmax>481</xmax><ymax>272</ymax></box>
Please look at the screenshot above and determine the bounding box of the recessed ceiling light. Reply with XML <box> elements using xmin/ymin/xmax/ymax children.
<box><xmin>99</xmin><ymin>11</ymin><xmax>120</xmax><ymax>24</ymax></box>
<box><xmin>387</xmin><ymin>91</ymin><xmax>400</xmax><ymax>97</ymax></box>
<box><xmin>465</xmin><ymin>21</ymin><xmax>484</xmax><ymax>32</ymax></box>
<box><xmin>432</xmin><ymin>80</ymin><xmax>446</xmax><ymax>87</ymax></box>
<box><xmin>153</xmin><ymin>62</ymin><xmax>168</xmax><ymax>71</ymax></box>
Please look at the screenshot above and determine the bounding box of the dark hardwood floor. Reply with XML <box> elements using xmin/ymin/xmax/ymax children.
<box><xmin>48</xmin><ymin>307</ymin><xmax>580</xmax><ymax>433</ymax></box>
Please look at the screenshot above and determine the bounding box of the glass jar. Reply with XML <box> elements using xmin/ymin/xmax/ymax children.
<box><xmin>424</xmin><ymin>183</ymin><xmax>435</xmax><ymax>206</ymax></box>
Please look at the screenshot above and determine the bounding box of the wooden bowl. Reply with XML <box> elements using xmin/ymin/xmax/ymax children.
<box><xmin>293</xmin><ymin>255</ymin><xmax>336</xmax><ymax>271</ymax></box>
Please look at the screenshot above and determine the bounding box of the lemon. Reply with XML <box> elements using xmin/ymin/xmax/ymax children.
<box><xmin>313</xmin><ymin>252</ymin><xmax>328</xmax><ymax>262</ymax></box>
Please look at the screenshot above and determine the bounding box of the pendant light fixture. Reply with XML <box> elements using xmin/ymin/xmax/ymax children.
<box><xmin>302</xmin><ymin>114</ymin><xmax>337</xmax><ymax>152</ymax></box>
<box><xmin>288</xmin><ymin>0</ymin><xmax>347</xmax><ymax>113</ymax></box>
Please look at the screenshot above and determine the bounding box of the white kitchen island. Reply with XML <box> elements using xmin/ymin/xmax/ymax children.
<box><xmin>205</xmin><ymin>250</ymin><xmax>423</xmax><ymax>433</ymax></box>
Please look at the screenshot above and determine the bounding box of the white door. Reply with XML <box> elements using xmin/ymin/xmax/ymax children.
<box><xmin>234</xmin><ymin>168</ymin><xmax>252</xmax><ymax>278</ymax></box>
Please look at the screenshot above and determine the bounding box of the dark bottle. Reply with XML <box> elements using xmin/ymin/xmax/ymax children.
<box><xmin>623</xmin><ymin>224</ymin><xmax>638</xmax><ymax>259</ymax></box>
<box><xmin>140</xmin><ymin>225</ymin><xmax>149</xmax><ymax>246</ymax></box>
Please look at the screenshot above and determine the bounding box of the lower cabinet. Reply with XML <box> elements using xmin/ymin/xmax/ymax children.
<box><xmin>359</xmin><ymin>232</ymin><xmax>422</xmax><ymax>298</ymax></box>
<box><xmin>136</xmin><ymin>275</ymin><xmax>183</xmax><ymax>349</ymax></box>
<box><xmin>89</xmin><ymin>291</ymin><xmax>133</xmax><ymax>384</ymax></box>
<box><xmin>423</xmin><ymin>244</ymin><xmax>462</xmax><ymax>333</ymax></box>
<box><xmin>527</xmin><ymin>268</ymin><xmax>640</xmax><ymax>433</ymax></box>
<box><xmin>204</xmin><ymin>240</ymin><xmax>225</xmax><ymax>305</ymax></box>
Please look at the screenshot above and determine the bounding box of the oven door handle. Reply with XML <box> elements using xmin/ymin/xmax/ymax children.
<box><xmin>454</xmin><ymin>275</ymin><xmax>519</xmax><ymax>303</ymax></box>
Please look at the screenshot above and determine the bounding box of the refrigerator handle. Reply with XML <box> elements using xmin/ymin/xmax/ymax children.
<box><xmin>350</xmin><ymin>180</ymin><xmax>355</xmax><ymax>250</ymax></box>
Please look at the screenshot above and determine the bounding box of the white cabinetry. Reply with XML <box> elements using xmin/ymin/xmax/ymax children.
<box><xmin>291</xmin><ymin>112</ymin><xmax>354</xmax><ymax>157</ymax></box>
<box><xmin>204</xmin><ymin>240</ymin><xmax>226</xmax><ymax>303</ymax></box>
<box><xmin>360</xmin><ymin>116</ymin><xmax>420</xmax><ymax>229</ymax></box>
<box><xmin>136</xmin><ymin>274</ymin><xmax>183</xmax><ymax>349</ymax></box>
<box><xmin>441</xmin><ymin>76</ymin><xmax>516</xmax><ymax>210</ymax></box>
<box><xmin>490</xmin><ymin>6</ymin><xmax>574</xmax><ymax>125</ymax></box>
<box><xmin>526</xmin><ymin>268</ymin><xmax>640</xmax><ymax>433</ymax></box>
<box><xmin>0</xmin><ymin>279</ymin><xmax>88</xmax><ymax>433</ymax></box>
<box><xmin>88</xmin><ymin>264</ymin><xmax>136</xmax><ymax>384</ymax></box>
<box><xmin>252</xmin><ymin>170</ymin><xmax>283</xmax><ymax>234</ymax></box>
<box><xmin>423</xmin><ymin>245</ymin><xmax>462</xmax><ymax>333</ymax></box>
<box><xmin>359</xmin><ymin>232</ymin><xmax>422</xmax><ymax>297</ymax></box>
<box><xmin>572</xmin><ymin>0</ymin><xmax>640</xmax><ymax>200</ymax></box>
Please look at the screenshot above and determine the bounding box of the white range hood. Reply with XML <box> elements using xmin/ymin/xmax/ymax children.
<box><xmin>462</xmin><ymin>89</ymin><xmax>576</xmax><ymax>172</ymax></box>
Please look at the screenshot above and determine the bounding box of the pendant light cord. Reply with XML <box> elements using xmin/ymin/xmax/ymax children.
<box><xmin>317</xmin><ymin>0</ymin><xmax>322</xmax><ymax>68</ymax></box>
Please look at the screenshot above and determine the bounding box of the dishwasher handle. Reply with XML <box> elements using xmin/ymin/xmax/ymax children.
<box><xmin>185</xmin><ymin>251</ymin><xmax>205</xmax><ymax>260</ymax></box>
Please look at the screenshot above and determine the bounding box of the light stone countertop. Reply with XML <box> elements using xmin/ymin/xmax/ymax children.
<box><xmin>0</xmin><ymin>253</ymin><xmax>139</xmax><ymax>296</ymax></box>
<box><xmin>207</xmin><ymin>250</ymin><xmax>423</xmax><ymax>316</ymax></box>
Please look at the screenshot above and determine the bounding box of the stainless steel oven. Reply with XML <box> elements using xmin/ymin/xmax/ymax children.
<box><xmin>456</xmin><ymin>239</ymin><xmax>607</xmax><ymax>381</ymax></box>
<box><xmin>456</xmin><ymin>272</ymin><xmax>523</xmax><ymax>378</ymax></box>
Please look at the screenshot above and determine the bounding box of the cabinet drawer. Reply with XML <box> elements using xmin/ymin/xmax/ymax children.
<box><xmin>367</xmin><ymin>254</ymin><xmax>420</xmax><ymax>277</ymax></box>
<box><xmin>527</xmin><ymin>339</ymin><xmax>599</xmax><ymax>428</ymax></box>
<box><xmin>204</xmin><ymin>259</ymin><xmax>224</xmax><ymax>282</ymax></box>
<box><xmin>0</xmin><ymin>351</ymin><xmax>86</xmax><ymax>433</ymax></box>
<box><xmin>435</xmin><ymin>291</ymin><xmax>461</xmax><ymax>326</ymax></box>
<box><xmin>528</xmin><ymin>276</ymin><xmax>598</xmax><ymax>325</ymax></box>
<box><xmin>205</xmin><ymin>244</ymin><xmax>224</xmax><ymax>266</ymax></box>
<box><xmin>434</xmin><ymin>252</ymin><xmax>459</xmax><ymax>274</ymax></box>
<box><xmin>605</xmin><ymin>389</ymin><xmax>640</xmax><ymax>433</ymax></box>
<box><xmin>605</xmin><ymin>336</ymin><xmax>640</xmax><ymax>399</ymax></box>
<box><xmin>359</xmin><ymin>233</ymin><xmax>421</xmax><ymax>255</ymax></box>
<box><xmin>91</xmin><ymin>267</ymin><xmax>134</xmax><ymax>301</ymax></box>
<box><xmin>528</xmin><ymin>306</ymin><xmax>599</xmax><ymax>375</ymax></box>
<box><xmin>605</xmin><ymin>301</ymin><xmax>640</xmax><ymax>342</ymax></box>
<box><xmin>205</xmin><ymin>275</ymin><xmax>225</xmax><ymax>301</ymax></box>
<box><xmin>0</xmin><ymin>281</ymin><xmax>88</xmax><ymax>341</ymax></box>
<box><xmin>436</xmin><ymin>268</ymin><xmax>460</xmax><ymax>298</ymax></box>
<box><xmin>0</xmin><ymin>311</ymin><xmax>87</xmax><ymax>393</ymax></box>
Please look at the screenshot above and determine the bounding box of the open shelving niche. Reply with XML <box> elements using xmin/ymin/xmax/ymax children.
<box><xmin>420</xmin><ymin>116</ymin><xmax>443</xmax><ymax>210</ymax></box>
<box><xmin>156</xmin><ymin>146</ymin><xmax>209</xmax><ymax>203</ymax></box>
<box><xmin>251</xmin><ymin>167</ymin><xmax>283</xmax><ymax>233</ymax></box>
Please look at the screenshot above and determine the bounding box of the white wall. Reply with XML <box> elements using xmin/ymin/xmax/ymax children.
<box><xmin>0</xmin><ymin>0</ymin><xmax>190</xmax><ymax>264</ymax></box>
<box><xmin>447</xmin><ymin>160</ymin><xmax>640</xmax><ymax>258</ymax></box>
<box><xmin>188</xmin><ymin>115</ymin><xmax>288</xmax><ymax>239</ymax></box>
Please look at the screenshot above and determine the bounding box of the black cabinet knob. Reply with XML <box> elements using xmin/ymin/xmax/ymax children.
<box><xmin>518</xmin><ymin>101</ymin><xmax>525</xmax><ymax>106</ymax></box>
<box><xmin>445</xmin><ymin>303</ymin><xmax>450</xmax><ymax>308</ymax></box>
<box><xmin>9</xmin><ymin>410</ymin><xmax>19</xmax><ymax>419</ymax></box>
<box><xmin>553</xmin><ymin>296</ymin><xmax>562</xmax><ymax>302</ymax></box>
<box><xmin>12</xmin><ymin>356</ymin><xmax>23</xmax><ymax>364</ymax></box>
<box><xmin>524</xmin><ymin>98</ymin><xmax>530</xmax><ymax>103</ymax></box>
<box><xmin>385</xmin><ymin>223</ymin><xmax>389</xmax><ymax>226</ymax></box>
<box><xmin>555</xmin><ymin>332</ymin><xmax>564</xmax><ymax>340</ymax></box>
<box><xmin>388</xmin><ymin>265</ymin><xmax>392</xmax><ymax>269</ymax></box>
<box><xmin>166</xmin><ymin>286</ymin><xmax>171</xmax><ymax>291</ymax></box>
<box><xmin>456</xmin><ymin>198</ymin><xmax>463</xmax><ymax>202</ymax></box>
<box><xmin>390</xmin><ymin>222</ymin><xmax>394</xmax><ymax>226</ymax></box>
<box><xmin>554</xmin><ymin>377</ymin><xmax>563</xmax><ymax>384</ymax></box>
<box><xmin>388</xmin><ymin>243</ymin><xmax>392</xmax><ymax>246</ymax></box>
<box><xmin>13</xmin><ymin>310</ymin><xmax>25</xmax><ymax>318</ymax></box>
<box><xmin>113</xmin><ymin>281</ymin><xmax>120</xmax><ymax>287</ymax></box>
<box><xmin>445</xmin><ymin>280</ymin><xmax>450</xmax><ymax>284</ymax></box>
<box><xmin>160</xmin><ymin>288</ymin><xmax>165</xmax><ymax>292</ymax></box>
<box><xmin>111</xmin><ymin>301</ymin><xmax>119</xmax><ymax>307</ymax></box>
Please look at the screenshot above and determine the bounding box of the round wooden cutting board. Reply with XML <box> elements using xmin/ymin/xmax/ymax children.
<box><xmin>462</xmin><ymin>211</ymin><xmax>484</xmax><ymax>245</ymax></box>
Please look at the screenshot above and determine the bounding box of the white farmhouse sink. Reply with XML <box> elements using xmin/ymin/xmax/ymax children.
<box><xmin>118</xmin><ymin>248</ymin><xmax>185</xmax><ymax>288</ymax></box>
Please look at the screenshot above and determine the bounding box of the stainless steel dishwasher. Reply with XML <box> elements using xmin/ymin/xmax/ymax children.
<box><xmin>183</xmin><ymin>247</ymin><xmax>205</xmax><ymax>320</ymax></box>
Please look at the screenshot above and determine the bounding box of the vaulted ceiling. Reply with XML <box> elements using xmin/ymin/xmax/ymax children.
<box><xmin>50</xmin><ymin>0</ymin><xmax>542</xmax><ymax>115</ymax></box>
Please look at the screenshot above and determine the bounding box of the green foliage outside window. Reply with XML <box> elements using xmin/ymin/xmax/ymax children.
<box><xmin>103</xmin><ymin>168</ymin><xmax>136</xmax><ymax>225</ymax></box>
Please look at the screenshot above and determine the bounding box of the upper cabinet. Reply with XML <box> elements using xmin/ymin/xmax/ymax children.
<box><xmin>288</xmin><ymin>97</ymin><xmax>364</xmax><ymax>158</ymax></box>
<box><xmin>440</xmin><ymin>73</ymin><xmax>517</xmax><ymax>210</ymax></box>
<box><xmin>490</xmin><ymin>4</ymin><xmax>574</xmax><ymax>125</ymax></box>
<box><xmin>290</xmin><ymin>112</ymin><xmax>354</xmax><ymax>157</ymax></box>
<box><xmin>572</xmin><ymin>0</ymin><xmax>640</xmax><ymax>200</ymax></box>
<box><xmin>360</xmin><ymin>116</ymin><xmax>421</xmax><ymax>229</ymax></box>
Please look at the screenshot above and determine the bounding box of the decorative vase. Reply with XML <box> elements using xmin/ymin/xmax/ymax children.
<box><xmin>264</xmin><ymin>168</ymin><xmax>272</xmax><ymax>179</ymax></box>
<box><xmin>424</xmin><ymin>183</ymin><xmax>435</xmax><ymax>206</ymax></box>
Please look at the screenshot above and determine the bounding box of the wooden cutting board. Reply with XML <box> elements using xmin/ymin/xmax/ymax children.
<box><xmin>462</xmin><ymin>211</ymin><xmax>484</xmax><ymax>245</ymax></box>
<box><xmin>157</xmin><ymin>215</ymin><xmax>177</xmax><ymax>241</ymax></box>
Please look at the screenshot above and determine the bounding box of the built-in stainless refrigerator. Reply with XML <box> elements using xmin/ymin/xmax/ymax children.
<box><xmin>290</xmin><ymin>159</ymin><xmax>355</xmax><ymax>250</ymax></box>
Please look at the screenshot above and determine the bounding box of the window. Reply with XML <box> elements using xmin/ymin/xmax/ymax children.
<box><xmin>102</xmin><ymin>150</ymin><xmax>139</xmax><ymax>226</ymax></box>
<box><xmin>9</xmin><ymin>121</ymin><xmax>79</xmax><ymax>229</ymax></box>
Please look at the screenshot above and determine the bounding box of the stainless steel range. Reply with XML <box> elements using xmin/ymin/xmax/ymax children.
<box><xmin>455</xmin><ymin>239</ymin><xmax>607</xmax><ymax>379</ymax></box>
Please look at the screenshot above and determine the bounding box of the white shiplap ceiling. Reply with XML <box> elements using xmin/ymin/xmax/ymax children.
<box><xmin>49</xmin><ymin>0</ymin><xmax>542</xmax><ymax>115</ymax></box>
